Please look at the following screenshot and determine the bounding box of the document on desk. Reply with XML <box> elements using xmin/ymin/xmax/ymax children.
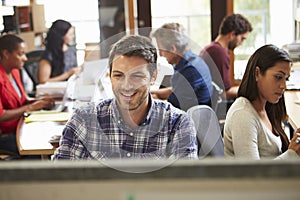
<box><xmin>21</xmin><ymin>121</ymin><xmax>65</xmax><ymax>150</ymax></box>
<box><xmin>287</xmin><ymin>65</ymin><xmax>300</xmax><ymax>90</ymax></box>
<box><xmin>36</xmin><ymin>81</ymin><xmax>68</xmax><ymax>98</ymax></box>
<box><xmin>25</xmin><ymin>112</ymin><xmax>70</xmax><ymax>123</ymax></box>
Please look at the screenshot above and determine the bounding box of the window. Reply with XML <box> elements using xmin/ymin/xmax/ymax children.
<box><xmin>39</xmin><ymin>0</ymin><xmax>100</xmax><ymax>63</ymax></box>
<box><xmin>234</xmin><ymin>0</ymin><xmax>294</xmax><ymax>80</ymax></box>
<box><xmin>151</xmin><ymin>0</ymin><xmax>211</xmax><ymax>53</ymax></box>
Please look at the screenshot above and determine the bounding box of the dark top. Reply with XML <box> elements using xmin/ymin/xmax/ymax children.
<box><xmin>200</xmin><ymin>41</ymin><xmax>230</xmax><ymax>91</ymax></box>
<box><xmin>41</xmin><ymin>45</ymin><xmax>77</xmax><ymax>78</ymax></box>
<box><xmin>168</xmin><ymin>50</ymin><xmax>213</xmax><ymax>111</ymax></box>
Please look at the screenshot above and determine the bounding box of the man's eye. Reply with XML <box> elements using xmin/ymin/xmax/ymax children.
<box><xmin>132</xmin><ymin>75</ymin><xmax>145</xmax><ymax>80</ymax></box>
<box><xmin>113</xmin><ymin>74</ymin><xmax>123</xmax><ymax>78</ymax></box>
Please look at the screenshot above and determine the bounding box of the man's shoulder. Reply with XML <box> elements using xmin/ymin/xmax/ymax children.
<box><xmin>203</xmin><ymin>42</ymin><xmax>225</xmax><ymax>53</ymax></box>
<box><xmin>75</xmin><ymin>98</ymin><xmax>113</xmax><ymax>115</ymax></box>
<box><xmin>152</xmin><ymin>100</ymin><xmax>188</xmax><ymax>117</ymax></box>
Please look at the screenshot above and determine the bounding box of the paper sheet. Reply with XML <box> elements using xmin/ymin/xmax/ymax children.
<box><xmin>25</xmin><ymin>112</ymin><xmax>70</xmax><ymax>123</ymax></box>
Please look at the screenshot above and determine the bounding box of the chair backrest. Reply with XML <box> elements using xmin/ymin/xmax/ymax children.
<box><xmin>23</xmin><ymin>50</ymin><xmax>44</xmax><ymax>90</ymax></box>
<box><xmin>211</xmin><ymin>81</ymin><xmax>223</xmax><ymax>111</ymax></box>
<box><xmin>187</xmin><ymin>105</ymin><xmax>224</xmax><ymax>158</ymax></box>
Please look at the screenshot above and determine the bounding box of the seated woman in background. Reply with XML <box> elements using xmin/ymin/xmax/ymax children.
<box><xmin>0</xmin><ymin>34</ymin><xmax>55</xmax><ymax>155</ymax></box>
<box><xmin>39</xmin><ymin>19</ymin><xmax>81</xmax><ymax>84</ymax></box>
<box><xmin>224</xmin><ymin>44</ymin><xmax>300</xmax><ymax>159</ymax></box>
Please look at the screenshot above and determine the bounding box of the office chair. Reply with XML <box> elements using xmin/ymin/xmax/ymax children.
<box><xmin>187</xmin><ymin>105</ymin><xmax>224</xmax><ymax>159</ymax></box>
<box><xmin>0</xmin><ymin>149</ymin><xmax>20</xmax><ymax>161</ymax></box>
<box><xmin>211</xmin><ymin>81</ymin><xmax>223</xmax><ymax>111</ymax></box>
<box><xmin>23</xmin><ymin>50</ymin><xmax>44</xmax><ymax>97</ymax></box>
<box><xmin>210</xmin><ymin>82</ymin><xmax>235</xmax><ymax>136</ymax></box>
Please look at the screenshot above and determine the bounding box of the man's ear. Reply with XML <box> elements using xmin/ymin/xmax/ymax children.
<box><xmin>229</xmin><ymin>31</ymin><xmax>236</xmax><ymax>39</ymax></box>
<box><xmin>151</xmin><ymin>69</ymin><xmax>158</xmax><ymax>85</ymax></box>
<box><xmin>170</xmin><ymin>44</ymin><xmax>177</xmax><ymax>53</ymax></box>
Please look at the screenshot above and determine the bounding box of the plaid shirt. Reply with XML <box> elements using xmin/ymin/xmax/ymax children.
<box><xmin>53</xmin><ymin>97</ymin><xmax>198</xmax><ymax>160</ymax></box>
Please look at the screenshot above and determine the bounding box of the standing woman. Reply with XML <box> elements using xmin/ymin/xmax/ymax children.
<box><xmin>39</xmin><ymin>19</ymin><xmax>81</xmax><ymax>84</ymax></box>
<box><xmin>0</xmin><ymin>34</ymin><xmax>54</xmax><ymax>155</ymax></box>
<box><xmin>224</xmin><ymin>44</ymin><xmax>300</xmax><ymax>159</ymax></box>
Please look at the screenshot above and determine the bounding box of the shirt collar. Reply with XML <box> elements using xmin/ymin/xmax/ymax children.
<box><xmin>175</xmin><ymin>49</ymin><xmax>192</xmax><ymax>70</ymax></box>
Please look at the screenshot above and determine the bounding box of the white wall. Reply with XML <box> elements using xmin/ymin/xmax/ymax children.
<box><xmin>269</xmin><ymin>0</ymin><xmax>295</xmax><ymax>47</ymax></box>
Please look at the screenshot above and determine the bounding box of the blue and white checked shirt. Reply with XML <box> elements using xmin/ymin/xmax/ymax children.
<box><xmin>53</xmin><ymin>97</ymin><xmax>198</xmax><ymax>160</ymax></box>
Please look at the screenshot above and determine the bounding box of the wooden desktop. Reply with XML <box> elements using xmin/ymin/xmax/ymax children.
<box><xmin>16</xmin><ymin>115</ymin><xmax>66</xmax><ymax>158</ymax></box>
<box><xmin>285</xmin><ymin>90</ymin><xmax>300</xmax><ymax>130</ymax></box>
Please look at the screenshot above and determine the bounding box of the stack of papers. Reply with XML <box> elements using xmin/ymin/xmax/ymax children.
<box><xmin>25</xmin><ymin>111</ymin><xmax>70</xmax><ymax>123</ymax></box>
<box><xmin>36</xmin><ymin>81</ymin><xmax>68</xmax><ymax>98</ymax></box>
<box><xmin>286</xmin><ymin>66</ymin><xmax>300</xmax><ymax>90</ymax></box>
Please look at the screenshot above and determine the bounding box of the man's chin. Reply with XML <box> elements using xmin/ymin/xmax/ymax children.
<box><xmin>118</xmin><ymin>101</ymin><xmax>135</xmax><ymax>110</ymax></box>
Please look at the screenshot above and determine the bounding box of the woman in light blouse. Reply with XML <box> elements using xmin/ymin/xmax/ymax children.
<box><xmin>224</xmin><ymin>44</ymin><xmax>300</xmax><ymax>159</ymax></box>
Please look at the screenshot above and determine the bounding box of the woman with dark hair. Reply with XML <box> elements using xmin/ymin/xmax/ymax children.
<box><xmin>39</xmin><ymin>19</ymin><xmax>81</xmax><ymax>83</ymax></box>
<box><xmin>224</xmin><ymin>44</ymin><xmax>300</xmax><ymax>159</ymax></box>
<box><xmin>0</xmin><ymin>34</ymin><xmax>54</xmax><ymax>155</ymax></box>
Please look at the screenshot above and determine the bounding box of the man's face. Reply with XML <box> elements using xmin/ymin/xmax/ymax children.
<box><xmin>110</xmin><ymin>55</ymin><xmax>155</xmax><ymax>111</ymax></box>
<box><xmin>155</xmin><ymin>38</ymin><xmax>177</xmax><ymax>65</ymax></box>
<box><xmin>228</xmin><ymin>32</ymin><xmax>249</xmax><ymax>51</ymax></box>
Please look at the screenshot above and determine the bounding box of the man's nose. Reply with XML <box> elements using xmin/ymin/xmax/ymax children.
<box><xmin>121</xmin><ymin>76</ymin><xmax>134</xmax><ymax>89</ymax></box>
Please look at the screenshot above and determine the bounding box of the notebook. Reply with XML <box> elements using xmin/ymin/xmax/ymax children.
<box><xmin>71</xmin><ymin>59</ymin><xmax>110</xmax><ymax>101</ymax></box>
<box><xmin>51</xmin><ymin>90</ymin><xmax>69</xmax><ymax>112</ymax></box>
<box><xmin>29</xmin><ymin>77</ymin><xmax>73</xmax><ymax>115</ymax></box>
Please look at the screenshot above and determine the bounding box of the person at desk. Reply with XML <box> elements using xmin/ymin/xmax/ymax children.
<box><xmin>150</xmin><ymin>23</ymin><xmax>213</xmax><ymax>111</ymax></box>
<box><xmin>39</xmin><ymin>19</ymin><xmax>81</xmax><ymax>84</ymax></box>
<box><xmin>224</xmin><ymin>44</ymin><xmax>300</xmax><ymax>159</ymax></box>
<box><xmin>0</xmin><ymin>34</ymin><xmax>55</xmax><ymax>156</ymax></box>
<box><xmin>200</xmin><ymin>14</ymin><xmax>253</xmax><ymax>100</ymax></box>
<box><xmin>53</xmin><ymin>35</ymin><xmax>198</xmax><ymax>160</ymax></box>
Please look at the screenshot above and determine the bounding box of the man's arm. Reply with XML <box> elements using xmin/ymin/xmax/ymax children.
<box><xmin>52</xmin><ymin>112</ymin><xmax>90</xmax><ymax>160</ymax></box>
<box><xmin>151</xmin><ymin>87</ymin><xmax>172</xmax><ymax>100</ymax></box>
<box><xmin>224</xmin><ymin>85</ymin><xmax>239</xmax><ymax>100</ymax></box>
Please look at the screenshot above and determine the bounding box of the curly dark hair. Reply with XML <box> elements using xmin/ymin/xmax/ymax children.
<box><xmin>0</xmin><ymin>34</ymin><xmax>24</xmax><ymax>55</ymax></box>
<box><xmin>219</xmin><ymin>13</ymin><xmax>253</xmax><ymax>35</ymax></box>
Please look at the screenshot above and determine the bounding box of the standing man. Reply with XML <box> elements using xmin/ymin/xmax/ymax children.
<box><xmin>200</xmin><ymin>14</ymin><xmax>253</xmax><ymax>100</ymax></box>
<box><xmin>53</xmin><ymin>35</ymin><xmax>198</xmax><ymax>160</ymax></box>
<box><xmin>151</xmin><ymin>23</ymin><xmax>213</xmax><ymax>111</ymax></box>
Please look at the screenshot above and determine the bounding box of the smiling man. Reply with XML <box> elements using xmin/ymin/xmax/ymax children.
<box><xmin>53</xmin><ymin>35</ymin><xmax>198</xmax><ymax>160</ymax></box>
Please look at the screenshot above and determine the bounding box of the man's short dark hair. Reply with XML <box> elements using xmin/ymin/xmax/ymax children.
<box><xmin>219</xmin><ymin>14</ymin><xmax>253</xmax><ymax>35</ymax></box>
<box><xmin>108</xmin><ymin>35</ymin><xmax>157</xmax><ymax>76</ymax></box>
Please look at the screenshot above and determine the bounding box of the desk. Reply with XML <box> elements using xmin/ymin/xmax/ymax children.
<box><xmin>285</xmin><ymin>90</ymin><xmax>300</xmax><ymax>130</ymax></box>
<box><xmin>1</xmin><ymin>159</ymin><xmax>300</xmax><ymax>199</ymax></box>
<box><xmin>16</xmin><ymin>117</ymin><xmax>65</xmax><ymax>157</ymax></box>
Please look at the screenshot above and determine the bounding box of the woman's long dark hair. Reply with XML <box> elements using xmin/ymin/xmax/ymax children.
<box><xmin>44</xmin><ymin>19</ymin><xmax>72</xmax><ymax>74</ymax></box>
<box><xmin>238</xmin><ymin>44</ymin><xmax>292</xmax><ymax>152</ymax></box>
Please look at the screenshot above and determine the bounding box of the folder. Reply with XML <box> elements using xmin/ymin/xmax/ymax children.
<box><xmin>25</xmin><ymin>112</ymin><xmax>70</xmax><ymax>123</ymax></box>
